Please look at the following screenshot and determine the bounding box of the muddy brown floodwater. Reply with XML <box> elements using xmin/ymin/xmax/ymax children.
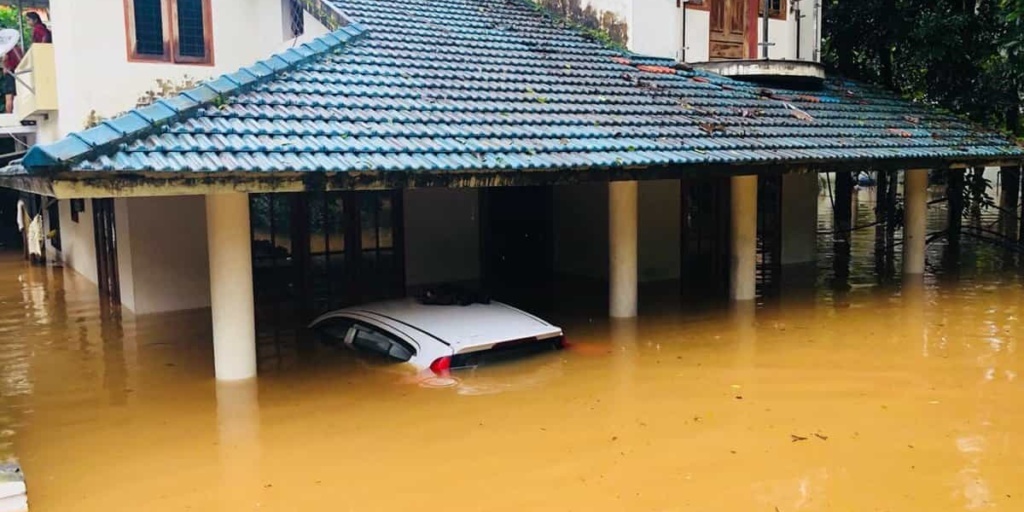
<box><xmin>1</xmin><ymin>188</ymin><xmax>1023</xmax><ymax>511</ymax></box>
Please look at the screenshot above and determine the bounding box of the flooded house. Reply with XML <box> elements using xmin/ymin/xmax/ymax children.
<box><xmin>0</xmin><ymin>0</ymin><xmax>1020</xmax><ymax>387</ymax></box>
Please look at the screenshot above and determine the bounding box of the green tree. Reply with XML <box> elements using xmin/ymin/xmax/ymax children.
<box><xmin>823</xmin><ymin>0</ymin><xmax>1022</xmax><ymax>134</ymax></box>
<box><xmin>0</xmin><ymin>6</ymin><xmax>31</xmax><ymax>50</ymax></box>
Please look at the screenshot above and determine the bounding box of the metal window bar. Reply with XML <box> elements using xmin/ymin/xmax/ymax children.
<box><xmin>289</xmin><ymin>0</ymin><xmax>305</xmax><ymax>38</ymax></box>
<box><xmin>176</xmin><ymin>0</ymin><xmax>206</xmax><ymax>58</ymax></box>
<box><xmin>133</xmin><ymin>0</ymin><xmax>166</xmax><ymax>56</ymax></box>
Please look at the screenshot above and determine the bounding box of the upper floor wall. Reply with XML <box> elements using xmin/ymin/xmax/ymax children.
<box><xmin>36</xmin><ymin>0</ymin><xmax>330</xmax><ymax>143</ymax></box>
<box><xmin>542</xmin><ymin>0</ymin><xmax>820</xmax><ymax>64</ymax></box>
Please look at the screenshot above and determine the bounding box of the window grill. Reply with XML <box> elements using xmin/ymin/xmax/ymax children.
<box><xmin>175</xmin><ymin>0</ymin><xmax>206</xmax><ymax>58</ymax></box>
<box><xmin>132</xmin><ymin>0</ymin><xmax>165</xmax><ymax>56</ymax></box>
<box><xmin>288</xmin><ymin>0</ymin><xmax>305</xmax><ymax>38</ymax></box>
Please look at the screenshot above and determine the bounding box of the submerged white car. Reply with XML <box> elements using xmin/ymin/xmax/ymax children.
<box><xmin>309</xmin><ymin>298</ymin><xmax>566</xmax><ymax>374</ymax></box>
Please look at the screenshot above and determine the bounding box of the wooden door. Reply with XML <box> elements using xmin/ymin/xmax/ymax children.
<box><xmin>92</xmin><ymin>198</ymin><xmax>121</xmax><ymax>302</ymax></box>
<box><xmin>709</xmin><ymin>0</ymin><xmax>746</xmax><ymax>60</ymax></box>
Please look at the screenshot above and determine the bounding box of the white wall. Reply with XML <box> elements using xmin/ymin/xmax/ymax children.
<box><xmin>403</xmin><ymin>189</ymin><xmax>480</xmax><ymax>287</ymax></box>
<box><xmin>627</xmin><ymin>1</ymin><xmax>819</xmax><ymax>63</ymax></box>
<box><xmin>780</xmin><ymin>172</ymin><xmax>818</xmax><ymax>265</ymax></box>
<box><xmin>756</xmin><ymin>10</ymin><xmax>818</xmax><ymax>61</ymax></box>
<box><xmin>57</xmin><ymin>199</ymin><xmax>98</xmax><ymax>284</ymax></box>
<box><xmin>638</xmin><ymin>180</ymin><xmax>681</xmax><ymax>281</ymax></box>
<box><xmin>41</xmin><ymin>0</ymin><xmax>330</xmax><ymax>143</ymax></box>
<box><xmin>553</xmin><ymin>182</ymin><xmax>609</xmax><ymax>280</ymax></box>
<box><xmin>117</xmin><ymin>196</ymin><xmax>211</xmax><ymax>314</ymax></box>
<box><xmin>630</xmin><ymin>0</ymin><xmax>681</xmax><ymax>60</ymax></box>
<box><xmin>629</xmin><ymin>1</ymin><xmax>711</xmax><ymax>62</ymax></box>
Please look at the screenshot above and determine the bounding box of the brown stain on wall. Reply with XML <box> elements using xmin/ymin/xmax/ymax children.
<box><xmin>535</xmin><ymin>0</ymin><xmax>629</xmax><ymax>47</ymax></box>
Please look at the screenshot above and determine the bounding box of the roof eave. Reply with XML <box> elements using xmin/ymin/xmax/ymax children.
<box><xmin>24</xmin><ymin>154</ymin><xmax>1022</xmax><ymax>199</ymax></box>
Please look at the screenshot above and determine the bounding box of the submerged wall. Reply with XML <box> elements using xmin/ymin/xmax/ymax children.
<box><xmin>554</xmin><ymin>182</ymin><xmax>609</xmax><ymax>280</ymax></box>
<box><xmin>781</xmin><ymin>172</ymin><xmax>818</xmax><ymax>265</ymax></box>
<box><xmin>118</xmin><ymin>196</ymin><xmax>211</xmax><ymax>314</ymax></box>
<box><xmin>554</xmin><ymin>181</ymin><xmax>681</xmax><ymax>283</ymax></box>
<box><xmin>58</xmin><ymin>199</ymin><xmax>98</xmax><ymax>285</ymax></box>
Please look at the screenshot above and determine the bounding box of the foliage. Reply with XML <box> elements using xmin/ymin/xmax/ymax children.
<box><xmin>822</xmin><ymin>0</ymin><xmax>1023</xmax><ymax>135</ymax></box>
<box><xmin>0</xmin><ymin>7</ymin><xmax>32</xmax><ymax>50</ymax></box>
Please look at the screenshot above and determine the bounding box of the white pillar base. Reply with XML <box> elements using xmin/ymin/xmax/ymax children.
<box><xmin>609</xmin><ymin>181</ymin><xmax>638</xmax><ymax>318</ymax></box>
<box><xmin>903</xmin><ymin>169</ymin><xmax>928</xmax><ymax>275</ymax></box>
<box><xmin>730</xmin><ymin>175</ymin><xmax>758</xmax><ymax>301</ymax></box>
<box><xmin>206</xmin><ymin>193</ymin><xmax>257</xmax><ymax>381</ymax></box>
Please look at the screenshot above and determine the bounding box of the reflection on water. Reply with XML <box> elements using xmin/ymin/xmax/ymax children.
<box><xmin>0</xmin><ymin>183</ymin><xmax>1022</xmax><ymax>511</ymax></box>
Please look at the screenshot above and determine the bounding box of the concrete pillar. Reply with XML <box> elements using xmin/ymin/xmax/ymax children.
<box><xmin>730</xmin><ymin>175</ymin><xmax>758</xmax><ymax>301</ymax></box>
<box><xmin>903</xmin><ymin>169</ymin><xmax>928</xmax><ymax>275</ymax></box>
<box><xmin>609</xmin><ymin>181</ymin><xmax>638</xmax><ymax>318</ymax></box>
<box><xmin>206</xmin><ymin>193</ymin><xmax>257</xmax><ymax>381</ymax></box>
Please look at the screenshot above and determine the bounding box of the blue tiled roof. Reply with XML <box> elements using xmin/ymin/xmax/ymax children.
<box><xmin>19</xmin><ymin>0</ymin><xmax>1024</xmax><ymax>175</ymax></box>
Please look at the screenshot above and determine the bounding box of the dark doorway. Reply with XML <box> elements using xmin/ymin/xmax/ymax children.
<box><xmin>92</xmin><ymin>198</ymin><xmax>120</xmax><ymax>302</ymax></box>
<box><xmin>480</xmin><ymin>186</ymin><xmax>554</xmax><ymax>293</ymax></box>
<box><xmin>680</xmin><ymin>177</ymin><xmax>731</xmax><ymax>300</ymax></box>
<box><xmin>0</xmin><ymin>188</ymin><xmax>21</xmax><ymax>250</ymax></box>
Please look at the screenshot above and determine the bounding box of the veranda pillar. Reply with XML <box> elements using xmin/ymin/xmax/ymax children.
<box><xmin>903</xmin><ymin>169</ymin><xmax>929</xmax><ymax>275</ymax></box>
<box><xmin>609</xmin><ymin>181</ymin><xmax>638</xmax><ymax>318</ymax></box>
<box><xmin>206</xmin><ymin>193</ymin><xmax>257</xmax><ymax>381</ymax></box>
<box><xmin>730</xmin><ymin>175</ymin><xmax>758</xmax><ymax>301</ymax></box>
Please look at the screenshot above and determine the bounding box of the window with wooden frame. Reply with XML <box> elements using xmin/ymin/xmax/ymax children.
<box><xmin>124</xmin><ymin>0</ymin><xmax>214</xmax><ymax>65</ymax></box>
<box><xmin>758</xmin><ymin>0</ymin><xmax>786</xmax><ymax>20</ymax></box>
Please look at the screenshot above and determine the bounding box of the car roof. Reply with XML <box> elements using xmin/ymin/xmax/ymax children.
<box><xmin>332</xmin><ymin>298</ymin><xmax>561</xmax><ymax>350</ymax></box>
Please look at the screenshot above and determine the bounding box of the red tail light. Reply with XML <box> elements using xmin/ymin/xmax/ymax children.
<box><xmin>429</xmin><ymin>356</ymin><xmax>452</xmax><ymax>375</ymax></box>
<box><xmin>558</xmin><ymin>336</ymin><xmax>570</xmax><ymax>349</ymax></box>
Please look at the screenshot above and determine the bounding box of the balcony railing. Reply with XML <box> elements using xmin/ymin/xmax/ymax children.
<box><xmin>13</xmin><ymin>42</ymin><xmax>57</xmax><ymax>122</ymax></box>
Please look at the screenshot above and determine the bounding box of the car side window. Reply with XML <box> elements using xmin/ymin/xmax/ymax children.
<box><xmin>350</xmin><ymin>324</ymin><xmax>414</xmax><ymax>362</ymax></box>
<box><xmin>315</xmin><ymin>318</ymin><xmax>355</xmax><ymax>344</ymax></box>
